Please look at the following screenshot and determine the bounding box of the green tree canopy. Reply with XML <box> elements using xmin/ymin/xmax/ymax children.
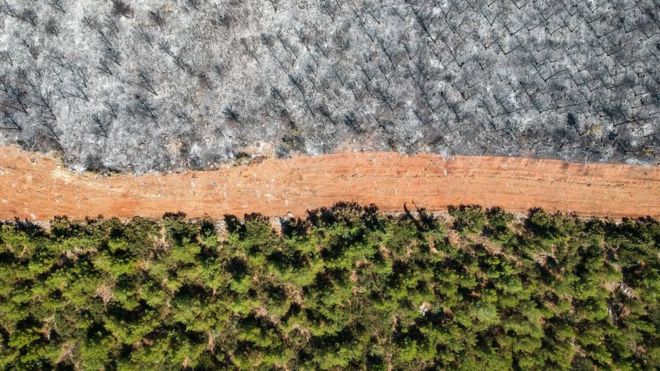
<box><xmin>0</xmin><ymin>204</ymin><xmax>657</xmax><ymax>369</ymax></box>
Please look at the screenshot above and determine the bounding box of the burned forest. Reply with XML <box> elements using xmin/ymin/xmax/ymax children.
<box><xmin>0</xmin><ymin>0</ymin><xmax>658</xmax><ymax>172</ymax></box>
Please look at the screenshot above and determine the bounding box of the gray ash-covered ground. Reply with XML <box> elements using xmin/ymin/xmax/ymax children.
<box><xmin>0</xmin><ymin>0</ymin><xmax>658</xmax><ymax>172</ymax></box>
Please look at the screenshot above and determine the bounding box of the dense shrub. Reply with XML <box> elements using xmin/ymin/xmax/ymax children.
<box><xmin>0</xmin><ymin>204</ymin><xmax>657</xmax><ymax>369</ymax></box>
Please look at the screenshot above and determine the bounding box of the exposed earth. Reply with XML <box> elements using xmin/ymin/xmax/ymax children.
<box><xmin>1</xmin><ymin>146</ymin><xmax>657</xmax><ymax>220</ymax></box>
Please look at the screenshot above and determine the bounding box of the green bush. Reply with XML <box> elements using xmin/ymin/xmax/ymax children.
<box><xmin>0</xmin><ymin>204</ymin><xmax>657</xmax><ymax>369</ymax></box>
<box><xmin>448</xmin><ymin>205</ymin><xmax>487</xmax><ymax>234</ymax></box>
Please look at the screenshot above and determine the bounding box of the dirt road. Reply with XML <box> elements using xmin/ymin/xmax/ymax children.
<box><xmin>0</xmin><ymin>146</ymin><xmax>658</xmax><ymax>220</ymax></box>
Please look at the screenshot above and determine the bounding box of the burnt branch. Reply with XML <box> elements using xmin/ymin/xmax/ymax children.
<box><xmin>149</xmin><ymin>10</ymin><xmax>165</xmax><ymax>29</ymax></box>
<box><xmin>343</xmin><ymin>112</ymin><xmax>364</xmax><ymax>133</ymax></box>
<box><xmin>222</xmin><ymin>106</ymin><xmax>240</xmax><ymax>123</ymax></box>
<box><xmin>267</xmin><ymin>0</ymin><xmax>279</xmax><ymax>12</ymax></box>
<box><xmin>103</xmin><ymin>101</ymin><xmax>118</xmax><ymax>119</ymax></box>
<box><xmin>288</xmin><ymin>74</ymin><xmax>314</xmax><ymax>116</ymax></box>
<box><xmin>240</xmin><ymin>38</ymin><xmax>260</xmax><ymax>64</ymax></box>
<box><xmin>91</xmin><ymin>113</ymin><xmax>112</xmax><ymax>138</ymax></box>
<box><xmin>131</xmin><ymin>94</ymin><xmax>157</xmax><ymax>120</ymax></box>
<box><xmin>138</xmin><ymin>70</ymin><xmax>158</xmax><ymax>96</ymax></box>
<box><xmin>270</xmin><ymin>86</ymin><xmax>285</xmax><ymax>103</ymax></box>
<box><xmin>0</xmin><ymin>75</ymin><xmax>29</xmax><ymax>114</ymax></box>
<box><xmin>19</xmin><ymin>9</ymin><xmax>38</xmax><ymax>27</ymax></box>
<box><xmin>96</xmin><ymin>58</ymin><xmax>113</xmax><ymax>76</ymax></box>
<box><xmin>40</xmin><ymin>118</ymin><xmax>63</xmax><ymax>151</ymax></box>
<box><xmin>137</xmin><ymin>26</ymin><xmax>153</xmax><ymax>47</ymax></box>
<box><xmin>111</xmin><ymin>0</ymin><xmax>133</xmax><ymax>18</ymax></box>
<box><xmin>0</xmin><ymin>110</ymin><xmax>21</xmax><ymax>131</ymax></box>
<box><xmin>34</xmin><ymin>90</ymin><xmax>58</xmax><ymax>121</ymax></box>
<box><xmin>45</xmin><ymin>19</ymin><xmax>60</xmax><ymax>36</ymax></box>
<box><xmin>46</xmin><ymin>0</ymin><xmax>65</xmax><ymax>13</ymax></box>
<box><xmin>317</xmin><ymin>103</ymin><xmax>336</xmax><ymax>125</ymax></box>
<box><xmin>20</xmin><ymin>39</ymin><xmax>39</xmax><ymax>60</ymax></box>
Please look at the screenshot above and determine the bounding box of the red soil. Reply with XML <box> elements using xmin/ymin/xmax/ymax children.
<box><xmin>0</xmin><ymin>145</ymin><xmax>658</xmax><ymax>220</ymax></box>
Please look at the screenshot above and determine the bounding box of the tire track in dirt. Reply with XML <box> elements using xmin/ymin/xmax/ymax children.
<box><xmin>0</xmin><ymin>146</ymin><xmax>658</xmax><ymax>220</ymax></box>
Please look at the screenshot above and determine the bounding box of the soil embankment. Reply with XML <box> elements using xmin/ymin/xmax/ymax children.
<box><xmin>0</xmin><ymin>146</ymin><xmax>658</xmax><ymax>220</ymax></box>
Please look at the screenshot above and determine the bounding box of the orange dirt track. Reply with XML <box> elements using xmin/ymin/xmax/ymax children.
<box><xmin>0</xmin><ymin>145</ymin><xmax>658</xmax><ymax>220</ymax></box>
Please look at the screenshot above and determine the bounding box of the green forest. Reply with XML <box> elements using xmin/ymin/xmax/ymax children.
<box><xmin>0</xmin><ymin>203</ymin><xmax>657</xmax><ymax>369</ymax></box>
